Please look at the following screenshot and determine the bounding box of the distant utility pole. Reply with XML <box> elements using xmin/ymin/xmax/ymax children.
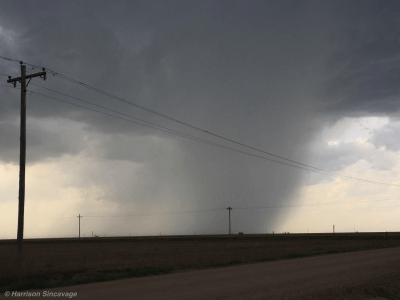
<box><xmin>77</xmin><ymin>214</ymin><xmax>83</xmax><ymax>238</ymax></box>
<box><xmin>7</xmin><ymin>62</ymin><xmax>46</xmax><ymax>257</ymax></box>
<box><xmin>333</xmin><ymin>225</ymin><xmax>335</xmax><ymax>234</ymax></box>
<box><xmin>227</xmin><ymin>207</ymin><xmax>232</xmax><ymax>235</ymax></box>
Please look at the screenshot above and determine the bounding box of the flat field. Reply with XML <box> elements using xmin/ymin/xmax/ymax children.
<box><xmin>1</xmin><ymin>232</ymin><xmax>400</xmax><ymax>292</ymax></box>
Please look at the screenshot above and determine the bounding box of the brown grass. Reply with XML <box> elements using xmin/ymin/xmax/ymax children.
<box><xmin>1</xmin><ymin>233</ymin><xmax>400</xmax><ymax>291</ymax></box>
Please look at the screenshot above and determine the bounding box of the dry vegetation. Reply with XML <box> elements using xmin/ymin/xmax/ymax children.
<box><xmin>1</xmin><ymin>233</ymin><xmax>400</xmax><ymax>291</ymax></box>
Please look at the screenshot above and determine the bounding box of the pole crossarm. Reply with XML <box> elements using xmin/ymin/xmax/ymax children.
<box><xmin>7</xmin><ymin>71</ymin><xmax>46</xmax><ymax>87</ymax></box>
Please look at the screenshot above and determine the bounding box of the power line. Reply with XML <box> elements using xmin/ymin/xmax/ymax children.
<box><xmin>2</xmin><ymin>196</ymin><xmax>400</xmax><ymax>224</ymax></box>
<box><xmin>48</xmin><ymin>74</ymin><xmax>383</xmax><ymax>183</ymax></box>
<box><xmin>25</xmin><ymin>90</ymin><xmax>400</xmax><ymax>186</ymax></box>
<box><xmin>29</xmin><ymin>83</ymin><xmax>215</xmax><ymax>138</ymax></box>
<box><xmin>0</xmin><ymin>84</ymin><xmax>354</xmax><ymax>177</ymax></box>
<box><xmin>85</xmin><ymin>208</ymin><xmax>226</xmax><ymax>218</ymax></box>
<box><xmin>0</xmin><ymin>216</ymin><xmax>75</xmax><ymax>224</ymax></box>
<box><xmin>235</xmin><ymin>197</ymin><xmax>400</xmax><ymax>210</ymax></box>
<box><xmin>2</xmin><ymin>56</ymin><xmax>397</xmax><ymax>188</ymax></box>
<box><xmin>1</xmin><ymin>192</ymin><xmax>400</xmax><ymax>225</ymax></box>
<box><xmin>0</xmin><ymin>209</ymin><xmax>226</xmax><ymax>224</ymax></box>
<box><xmin>1</xmin><ymin>82</ymin><xmax>399</xmax><ymax>187</ymax></box>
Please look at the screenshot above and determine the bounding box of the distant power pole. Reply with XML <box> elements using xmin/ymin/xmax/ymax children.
<box><xmin>333</xmin><ymin>225</ymin><xmax>335</xmax><ymax>234</ymax></box>
<box><xmin>77</xmin><ymin>214</ymin><xmax>83</xmax><ymax>238</ymax></box>
<box><xmin>227</xmin><ymin>207</ymin><xmax>232</xmax><ymax>235</ymax></box>
<box><xmin>7</xmin><ymin>62</ymin><xmax>46</xmax><ymax>257</ymax></box>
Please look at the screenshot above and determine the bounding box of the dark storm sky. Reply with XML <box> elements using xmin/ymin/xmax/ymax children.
<box><xmin>1</xmin><ymin>0</ymin><xmax>400</xmax><ymax>234</ymax></box>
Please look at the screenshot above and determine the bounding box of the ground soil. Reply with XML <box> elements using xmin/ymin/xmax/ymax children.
<box><xmin>1</xmin><ymin>233</ymin><xmax>400</xmax><ymax>299</ymax></box>
<box><xmin>1</xmin><ymin>233</ymin><xmax>399</xmax><ymax>277</ymax></box>
<box><xmin>5</xmin><ymin>246</ymin><xmax>400</xmax><ymax>300</ymax></box>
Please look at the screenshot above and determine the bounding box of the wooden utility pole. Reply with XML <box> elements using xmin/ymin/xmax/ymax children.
<box><xmin>227</xmin><ymin>207</ymin><xmax>232</xmax><ymax>235</ymax></box>
<box><xmin>77</xmin><ymin>214</ymin><xmax>83</xmax><ymax>238</ymax></box>
<box><xmin>7</xmin><ymin>62</ymin><xmax>46</xmax><ymax>257</ymax></box>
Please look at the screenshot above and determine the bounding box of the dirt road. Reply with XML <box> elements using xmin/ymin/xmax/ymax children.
<box><xmin>11</xmin><ymin>247</ymin><xmax>400</xmax><ymax>299</ymax></box>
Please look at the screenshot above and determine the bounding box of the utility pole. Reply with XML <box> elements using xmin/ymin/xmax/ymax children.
<box><xmin>77</xmin><ymin>214</ymin><xmax>83</xmax><ymax>238</ymax></box>
<box><xmin>333</xmin><ymin>225</ymin><xmax>335</xmax><ymax>234</ymax></box>
<box><xmin>227</xmin><ymin>207</ymin><xmax>232</xmax><ymax>235</ymax></box>
<box><xmin>7</xmin><ymin>62</ymin><xmax>46</xmax><ymax>257</ymax></box>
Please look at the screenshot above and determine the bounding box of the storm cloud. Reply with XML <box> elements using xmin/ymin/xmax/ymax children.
<box><xmin>323</xmin><ymin>1</ymin><xmax>400</xmax><ymax>116</ymax></box>
<box><xmin>1</xmin><ymin>1</ymin><xmax>400</xmax><ymax>235</ymax></box>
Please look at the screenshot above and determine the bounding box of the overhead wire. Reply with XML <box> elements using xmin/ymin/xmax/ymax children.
<box><xmin>84</xmin><ymin>208</ymin><xmax>226</xmax><ymax>218</ymax></box>
<box><xmin>2</xmin><ymin>57</ymin><xmax>400</xmax><ymax>235</ymax></box>
<box><xmin>1</xmin><ymin>56</ymin><xmax>397</xmax><ymax>188</ymax></box>
<box><xmin>0</xmin><ymin>85</ymin><xmax>349</xmax><ymax>178</ymax></box>
<box><xmin>1</xmin><ymin>82</ymin><xmax>399</xmax><ymax>187</ymax></box>
<box><xmin>235</xmin><ymin>197</ymin><xmax>400</xmax><ymax>210</ymax></box>
<box><xmin>1</xmin><ymin>57</ymin><xmax>400</xmax><ymax>224</ymax></box>
<box><xmin>0</xmin><ymin>216</ymin><xmax>75</xmax><ymax>224</ymax></box>
<box><xmin>47</xmin><ymin>76</ymin><xmax>391</xmax><ymax>184</ymax></box>
<box><xmin>2</xmin><ymin>82</ymin><xmax>399</xmax><ymax>187</ymax></box>
<box><xmin>2</xmin><ymin>196</ymin><xmax>400</xmax><ymax>224</ymax></box>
